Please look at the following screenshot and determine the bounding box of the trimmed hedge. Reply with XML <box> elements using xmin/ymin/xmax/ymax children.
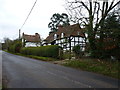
<box><xmin>20</xmin><ymin>45</ymin><xmax>62</xmax><ymax>58</ymax></box>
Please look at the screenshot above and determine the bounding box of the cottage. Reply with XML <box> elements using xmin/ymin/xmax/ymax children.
<box><xmin>44</xmin><ymin>24</ymin><xmax>86</xmax><ymax>51</ymax></box>
<box><xmin>22</xmin><ymin>33</ymin><xmax>41</xmax><ymax>47</ymax></box>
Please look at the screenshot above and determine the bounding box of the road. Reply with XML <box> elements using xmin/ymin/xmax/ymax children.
<box><xmin>0</xmin><ymin>50</ymin><xmax>2</xmax><ymax>89</ymax></box>
<box><xmin>2</xmin><ymin>51</ymin><xmax>119</xmax><ymax>88</ymax></box>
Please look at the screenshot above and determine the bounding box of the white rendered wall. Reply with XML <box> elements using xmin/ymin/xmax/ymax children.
<box><xmin>25</xmin><ymin>42</ymin><xmax>40</xmax><ymax>47</ymax></box>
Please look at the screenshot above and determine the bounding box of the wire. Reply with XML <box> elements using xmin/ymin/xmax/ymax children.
<box><xmin>20</xmin><ymin>0</ymin><xmax>37</xmax><ymax>30</ymax></box>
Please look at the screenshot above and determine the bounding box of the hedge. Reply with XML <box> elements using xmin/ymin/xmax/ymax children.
<box><xmin>20</xmin><ymin>45</ymin><xmax>62</xmax><ymax>58</ymax></box>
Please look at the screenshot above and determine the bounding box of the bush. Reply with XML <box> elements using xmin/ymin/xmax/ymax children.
<box><xmin>9</xmin><ymin>44</ymin><xmax>15</xmax><ymax>53</ymax></box>
<box><xmin>90</xmin><ymin>44</ymin><xmax>120</xmax><ymax>60</ymax></box>
<box><xmin>14</xmin><ymin>41</ymin><xmax>22</xmax><ymax>53</ymax></box>
<box><xmin>9</xmin><ymin>41</ymin><xmax>22</xmax><ymax>53</ymax></box>
<box><xmin>20</xmin><ymin>45</ymin><xmax>63</xmax><ymax>59</ymax></box>
<box><xmin>73</xmin><ymin>44</ymin><xmax>83</xmax><ymax>59</ymax></box>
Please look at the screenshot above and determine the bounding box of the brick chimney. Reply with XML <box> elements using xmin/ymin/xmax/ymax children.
<box><xmin>35</xmin><ymin>33</ymin><xmax>39</xmax><ymax>36</ymax></box>
<box><xmin>58</xmin><ymin>25</ymin><xmax>63</xmax><ymax>30</ymax></box>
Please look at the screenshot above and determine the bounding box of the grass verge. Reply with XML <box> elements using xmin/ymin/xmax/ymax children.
<box><xmin>63</xmin><ymin>58</ymin><xmax>120</xmax><ymax>79</ymax></box>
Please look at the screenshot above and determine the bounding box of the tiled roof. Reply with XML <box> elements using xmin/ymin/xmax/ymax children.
<box><xmin>56</xmin><ymin>24</ymin><xmax>85</xmax><ymax>39</ymax></box>
<box><xmin>45</xmin><ymin>32</ymin><xmax>55</xmax><ymax>43</ymax></box>
<box><xmin>45</xmin><ymin>24</ymin><xmax>85</xmax><ymax>43</ymax></box>
<box><xmin>23</xmin><ymin>33</ymin><xmax>41</xmax><ymax>42</ymax></box>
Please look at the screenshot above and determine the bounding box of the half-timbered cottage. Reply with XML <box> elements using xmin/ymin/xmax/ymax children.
<box><xmin>22</xmin><ymin>33</ymin><xmax>41</xmax><ymax>47</ymax></box>
<box><xmin>44</xmin><ymin>24</ymin><xmax>86</xmax><ymax>51</ymax></box>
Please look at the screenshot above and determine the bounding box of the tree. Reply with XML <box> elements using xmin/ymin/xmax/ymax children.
<box><xmin>102</xmin><ymin>11</ymin><xmax>120</xmax><ymax>39</ymax></box>
<box><xmin>3</xmin><ymin>37</ymin><xmax>12</xmax><ymax>50</ymax></box>
<box><xmin>101</xmin><ymin>12</ymin><xmax>120</xmax><ymax>59</ymax></box>
<box><xmin>8</xmin><ymin>39</ymin><xmax>22</xmax><ymax>53</ymax></box>
<box><xmin>48</xmin><ymin>13</ymin><xmax>70</xmax><ymax>32</ymax></box>
<box><xmin>103</xmin><ymin>11</ymin><xmax>120</xmax><ymax>29</ymax></box>
<box><xmin>65</xmin><ymin>0</ymin><xmax>120</xmax><ymax>57</ymax></box>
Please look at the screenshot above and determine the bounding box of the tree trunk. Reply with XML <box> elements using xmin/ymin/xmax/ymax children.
<box><xmin>88</xmin><ymin>33</ymin><xmax>97</xmax><ymax>57</ymax></box>
<box><xmin>87</xmin><ymin>23</ymin><xmax>97</xmax><ymax>57</ymax></box>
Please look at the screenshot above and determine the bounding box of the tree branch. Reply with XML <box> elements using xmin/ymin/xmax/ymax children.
<box><xmin>105</xmin><ymin>1</ymin><xmax>108</xmax><ymax>13</ymax></box>
<box><xmin>102</xmin><ymin>2</ymin><xmax>105</xmax><ymax>17</ymax></box>
<box><xmin>93</xmin><ymin>2</ymin><xmax>97</xmax><ymax>17</ymax></box>
<box><xmin>96</xmin><ymin>2</ymin><xmax>100</xmax><ymax>24</ymax></box>
<box><xmin>81</xmin><ymin>2</ymin><xmax>90</xmax><ymax>12</ymax></box>
<box><xmin>109</xmin><ymin>1</ymin><xmax>120</xmax><ymax>12</ymax></box>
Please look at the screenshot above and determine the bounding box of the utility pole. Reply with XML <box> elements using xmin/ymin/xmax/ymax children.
<box><xmin>19</xmin><ymin>29</ymin><xmax>21</xmax><ymax>40</ymax></box>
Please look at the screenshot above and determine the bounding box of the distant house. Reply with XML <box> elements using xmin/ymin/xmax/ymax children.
<box><xmin>22</xmin><ymin>33</ymin><xmax>41</xmax><ymax>47</ymax></box>
<box><xmin>43</xmin><ymin>24</ymin><xmax>86</xmax><ymax>51</ymax></box>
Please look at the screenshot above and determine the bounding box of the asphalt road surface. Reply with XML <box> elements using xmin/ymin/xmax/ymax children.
<box><xmin>0</xmin><ymin>50</ymin><xmax>2</xmax><ymax>89</ymax></box>
<box><xmin>2</xmin><ymin>51</ymin><xmax>119</xmax><ymax>88</ymax></box>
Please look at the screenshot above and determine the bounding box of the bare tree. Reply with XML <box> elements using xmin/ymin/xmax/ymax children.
<box><xmin>65</xmin><ymin>0</ymin><xmax>120</xmax><ymax>57</ymax></box>
<box><xmin>3</xmin><ymin>37</ymin><xmax>12</xmax><ymax>50</ymax></box>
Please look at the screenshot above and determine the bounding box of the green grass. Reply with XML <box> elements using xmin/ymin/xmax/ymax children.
<box><xmin>25</xmin><ymin>55</ymin><xmax>57</xmax><ymax>61</ymax></box>
<box><xmin>63</xmin><ymin>58</ymin><xmax>120</xmax><ymax>79</ymax></box>
<box><xmin>2</xmin><ymin>82</ymin><xmax>7</xmax><ymax>89</ymax></box>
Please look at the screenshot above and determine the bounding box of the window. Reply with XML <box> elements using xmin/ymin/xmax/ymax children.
<box><xmin>61</xmin><ymin>33</ymin><xmax>64</xmax><ymax>38</ymax></box>
<box><xmin>77</xmin><ymin>31</ymin><xmax>80</xmax><ymax>35</ymax></box>
<box><xmin>54</xmin><ymin>34</ymin><xmax>57</xmax><ymax>40</ymax></box>
<box><xmin>79</xmin><ymin>37</ymin><xmax>82</xmax><ymax>41</ymax></box>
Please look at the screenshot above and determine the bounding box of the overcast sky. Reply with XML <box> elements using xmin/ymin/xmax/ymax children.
<box><xmin>0</xmin><ymin>0</ymin><xmax>67</xmax><ymax>42</ymax></box>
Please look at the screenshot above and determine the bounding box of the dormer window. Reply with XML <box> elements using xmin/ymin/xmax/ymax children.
<box><xmin>61</xmin><ymin>33</ymin><xmax>64</xmax><ymax>38</ymax></box>
<box><xmin>54</xmin><ymin>34</ymin><xmax>57</xmax><ymax>40</ymax></box>
<box><xmin>77</xmin><ymin>31</ymin><xmax>80</xmax><ymax>35</ymax></box>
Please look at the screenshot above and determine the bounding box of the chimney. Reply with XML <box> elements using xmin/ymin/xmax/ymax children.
<box><xmin>49</xmin><ymin>31</ymin><xmax>54</xmax><ymax>35</ymax></box>
<box><xmin>22</xmin><ymin>32</ymin><xmax>24</xmax><ymax>37</ymax></box>
<box><xmin>58</xmin><ymin>25</ymin><xmax>63</xmax><ymax>30</ymax></box>
<box><xmin>35</xmin><ymin>33</ymin><xmax>38</xmax><ymax>35</ymax></box>
<box><xmin>35</xmin><ymin>33</ymin><xmax>40</xmax><ymax>38</ymax></box>
<box><xmin>35</xmin><ymin>33</ymin><xmax>39</xmax><ymax>37</ymax></box>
